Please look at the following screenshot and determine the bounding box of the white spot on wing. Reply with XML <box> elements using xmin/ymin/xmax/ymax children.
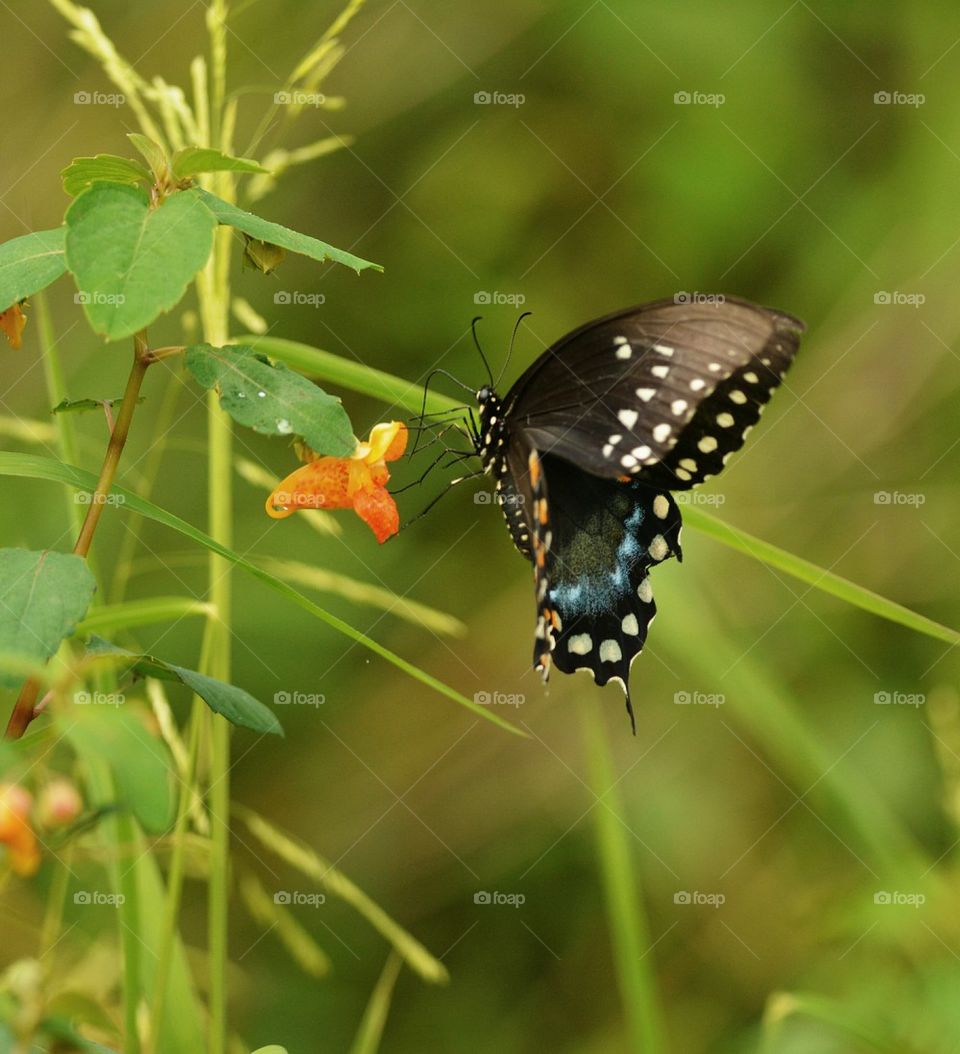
<box><xmin>621</xmin><ymin>614</ymin><xmax>639</xmax><ymax>636</ymax></box>
<box><xmin>716</xmin><ymin>412</ymin><xmax>735</xmax><ymax>428</ymax></box>
<box><xmin>652</xmin><ymin>494</ymin><xmax>669</xmax><ymax>519</ymax></box>
<box><xmin>568</xmin><ymin>633</ymin><xmax>593</xmax><ymax>655</ymax></box>
<box><xmin>648</xmin><ymin>534</ymin><xmax>668</xmax><ymax>561</ymax></box>
<box><xmin>652</xmin><ymin>423</ymin><xmax>672</xmax><ymax>443</ymax></box>
<box><xmin>636</xmin><ymin>388</ymin><xmax>656</xmax><ymax>402</ymax></box>
<box><xmin>697</xmin><ymin>435</ymin><xmax>718</xmax><ymax>453</ymax></box>
<box><xmin>637</xmin><ymin>578</ymin><xmax>653</xmax><ymax>603</ymax></box>
<box><xmin>600</xmin><ymin>639</ymin><xmax>622</xmax><ymax>663</ymax></box>
<box><xmin>618</xmin><ymin>409</ymin><xmax>639</xmax><ymax>429</ymax></box>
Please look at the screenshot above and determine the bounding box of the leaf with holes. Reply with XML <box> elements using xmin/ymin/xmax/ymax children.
<box><xmin>65</xmin><ymin>184</ymin><xmax>216</xmax><ymax>341</ymax></box>
<box><xmin>86</xmin><ymin>637</ymin><xmax>283</xmax><ymax>736</ymax></box>
<box><xmin>0</xmin><ymin>549</ymin><xmax>96</xmax><ymax>688</ymax></box>
<box><xmin>185</xmin><ymin>342</ymin><xmax>355</xmax><ymax>455</ymax></box>
<box><xmin>195</xmin><ymin>189</ymin><xmax>381</xmax><ymax>274</ymax></box>
<box><xmin>0</xmin><ymin>228</ymin><xmax>67</xmax><ymax>311</ymax></box>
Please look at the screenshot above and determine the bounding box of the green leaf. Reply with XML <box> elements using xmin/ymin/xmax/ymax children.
<box><xmin>0</xmin><ymin>452</ymin><xmax>524</xmax><ymax>737</ymax></box>
<box><xmin>127</xmin><ymin>133</ymin><xmax>169</xmax><ymax>184</ymax></box>
<box><xmin>0</xmin><ymin>548</ymin><xmax>96</xmax><ymax>688</ymax></box>
<box><xmin>171</xmin><ymin>147</ymin><xmax>268</xmax><ymax>180</ymax></box>
<box><xmin>85</xmin><ymin>637</ymin><xmax>283</xmax><ymax>737</ymax></box>
<box><xmin>61</xmin><ymin>154</ymin><xmax>151</xmax><ymax>197</ymax></box>
<box><xmin>59</xmin><ymin>704</ymin><xmax>175</xmax><ymax>832</ymax></box>
<box><xmin>0</xmin><ymin>228</ymin><xmax>67</xmax><ymax>312</ymax></box>
<box><xmin>52</xmin><ymin>396</ymin><xmax>143</xmax><ymax>414</ymax></box>
<box><xmin>65</xmin><ymin>184</ymin><xmax>216</xmax><ymax>340</ymax></box>
<box><xmin>349</xmin><ymin>954</ymin><xmax>403</xmax><ymax>1054</ymax></box>
<box><xmin>185</xmin><ymin>342</ymin><xmax>354</xmax><ymax>455</ymax></box>
<box><xmin>195</xmin><ymin>189</ymin><xmax>382</xmax><ymax>274</ymax></box>
<box><xmin>76</xmin><ymin>596</ymin><xmax>214</xmax><ymax>636</ymax></box>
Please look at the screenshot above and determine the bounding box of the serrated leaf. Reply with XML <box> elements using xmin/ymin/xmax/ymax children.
<box><xmin>127</xmin><ymin>132</ymin><xmax>169</xmax><ymax>183</ymax></box>
<box><xmin>0</xmin><ymin>549</ymin><xmax>96</xmax><ymax>688</ymax></box>
<box><xmin>185</xmin><ymin>342</ymin><xmax>354</xmax><ymax>455</ymax></box>
<box><xmin>0</xmin><ymin>228</ymin><xmax>67</xmax><ymax>312</ymax></box>
<box><xmin>61</xmin><ymin>154</ymin><xmax>151</xmax><ymax>197</ymax></box>
<box><xmin>171</xmin><ymin>147</ymin><xmax>268</xmax><ymax>180</ymax></box>
<box><xmin>194</xmin><ymin>188</ymin><xmax>382</xmax><ymax>274</ymax></box>
<box><xmin>86</xmin><ymin>637</ymin><xmax>283</xmax><ymax>736</ymax></box>
<box><xmin>65</xmin><ymin>184</ymin><xmax>216</xmax><ymax>340</ymax></box>
<box><xmin>59</xmin><ymin>704</ymin><xmax>175</xmax><ymax>833</ymax></box>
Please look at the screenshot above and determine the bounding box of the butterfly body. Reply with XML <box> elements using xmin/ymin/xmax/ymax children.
<box><xmin>470</xmin><ymin>296</ymin><xmax>804</xmax><ymax>730</ymax></box>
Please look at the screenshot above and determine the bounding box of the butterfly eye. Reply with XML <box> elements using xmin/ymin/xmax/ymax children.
<box><xmin>477</xmin><ymin>386</ymin><xmax>491</xmax><ymax>404</ymax></box>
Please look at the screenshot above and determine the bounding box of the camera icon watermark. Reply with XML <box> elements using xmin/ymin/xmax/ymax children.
<box><xmin>874</xmin><ymin>890</ymin><xmax>925</xmax><ymax>906</ymax></box>
<box><xmin>874</xmin><ymin>690</ymin><xmax>925</xmax><ymax>707</ymax></box>
<box><xmin>473</xmin><ymin>890</ymin><xmax>525</xmax><ymax>907</ymax></box>
<box><xmin>474</xmin><ymin>290</ymin><xmax>526</xmax><ymax>307</ymax></box>
<box><xmin>673</xmin><ymin>90</ymin><xmax>725</xmax><ymax>107</ymax></box>
<box><xmin>873</xmin><ymin>290</ymin><xmax>925</xmax><ymax>307</ymax></box>
<box><xmin>674</xmin><ymin>890</ymin><xmax>725</xmax><ymax>907</ymax></box>
<box><xmin>73</xmin><ymin>690</ymin><xmax>125</xmax><ymax>707</ymax></box>
<box><xmin>873</xmin><ymin>490</ymin><xmax>925</xmax><ymax>507</ymax></box>
<box><xmin>474</xmin><ymin>690</ymin><xmax>525</xmax><ymax>707</ymax></box>
<box><xmin>75</xmin><ymin>491</ymin><xmax>125</xmax><ymax>506</ymax></box>
<box><xmin>74</xmin><ymin>90</ymin><xmax>126</xmax><ymax>107</ymax></box>
<box><xmin>274</xmin><ymin>90</ymin><xmax>326</xmax><ymax>107</ymax></box>
<box><xmin>273</xmin><ymin>890</ymin><xmax>326</xmax><ymax>907</ymax></box>
<box><xmin>674</xmin><ymin>690</ymin><xmax>725</xmax><ymax>707</ymax></box>
<box><xmin>473</xmin><ymin>90</ymin><xmax>525</xmax><ymax>108</ymax></box>
<box><xmin>273</xmin><ymin>290</ymin><xmax>325</xmax><ymax>307</ymax></box>
<box><xmin>273</xmin><ymin>691</ymin><xmax>325</xmax><ymax>707</ymax></box>
<box><xmin>74</xmin><ymin>889</ymin><xmax>125</xmax><ymax>905</ymax></box>
<box><xmin>675</xmin><ymin>491</ymin><xmax>726</xmax><ymax>507</ymax></box>
<box><xmin>674</xmin><ymin>291</ymin><xmax>725</xmax><ymax>306</ymax></box>
<box><xmin>75</xmin><ymin>291</ymin><xmax>126</xmax><ymax>306</ymax></box>
<box><xmin>873</xmin><ymin>90</ymin><xmax>925</xmax><ymax>107</ymax></box>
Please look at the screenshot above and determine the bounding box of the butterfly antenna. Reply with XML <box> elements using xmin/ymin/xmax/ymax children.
<box><xmin>471</xmin><ymin>316</ymin><xmax>495</xmax><ymax>386</ymax></box>
<box><xmin>497</xmin><ymin>311</ymin><xmax>533</xmax><ymax>387</ymax></box>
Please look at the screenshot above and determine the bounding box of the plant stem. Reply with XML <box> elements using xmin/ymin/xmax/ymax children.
<box><xmin>4</xmin><ymin>330</ymin><xmax>152</xmax><ymax>739</ymax></box>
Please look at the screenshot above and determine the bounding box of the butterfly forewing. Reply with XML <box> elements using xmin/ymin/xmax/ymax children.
<box><xmin>505</xmin><ymin>297</ymin><xmax>803</xmax><ymax>487</ymax></box>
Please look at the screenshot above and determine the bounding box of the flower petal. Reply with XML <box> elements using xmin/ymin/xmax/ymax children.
<box><xmin>265</xmin><ymin>458</ymin><xmax>355</xmax><ymax>518</ymax></box>
<box><xmin>359</xmin><ymin>421</ymin><xmax>407</xmax><ymax>464</ymax></box>
<box><xmin>0</xmin><ymin>302</ymin><xmax>27</xmax><ymax>350</ymax></box>
<box><xmin>352</xmin><ymin>484</ymin><xmax>400</xmax><ymax>543</ymax></box>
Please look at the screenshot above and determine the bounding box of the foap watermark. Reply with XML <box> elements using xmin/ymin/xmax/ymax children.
<box><xmin>473</xmin><ymin>90</ymin><xmax>525</xmax><ymax>108</ymax></box>
<box><xmin>74</xmin><ymin>90</ymin><xmax>125</xmax><ymax>107</ymax></box>
<box><xmin>874</xmin><ymin>890</ymin><xmax>925</xmax><ymax>907</ymax></box>
<box><xmin>675</xmin><ymin>491</ymin><xmax>726</xmax><ymax>507</ymax></box>
<box><xmin>274</xmin><ymin>290</ymin><xmax>326</xmax><ymax>307</ymax></box>
<box><xmin>674</xmin><ymin>690</ymin><xmax>725</xmax><ymax>707</ymax></box>
<box><xmin>473</xmin><ymin>490</ymin><xmax>524</xmax><ymax>506</ymax></box>
<box><xmin>274</xmin><ymin>90</ymin><xmax>326</xmax><ymax>107</ymax></box>
<box><xmin>674</xmin><ymin>890</ymin><xmax>725</xmax><ymax>907</ymax></box>
<box><xmin>474</xmin><ymin>890</ymin><xmax>525</xmax><ymax>907</ymax></box>
<box><xmin>274</xmin><ymin>890</ymin><xmax>326</xmax><ymax>907</ymax></box>
<box><xmin>874</xmin><ymin>90</ymin><xmax>925</xmax><ymax>107</ymax></box>
<box><xmin>75</xmin><ymin>291</ymin><xmax>125</xmax><ymax>307</ymax></box>
<box><xmin>474</xmin><ymin>290</ymin><xmax>526</xmax><ymax>307</ymax></box>
<box><xmin>74</xmin><ymin>890</ymin><xmax>125</xmax><ymax>906</ymax></box>
<box><xmin>75</xmin><ymin>491</ymin><xmax>125</xmax><ymax>506</ymax></box>
<box><xmin>874</xmin><ymin>490</ymin><xmax>925</xmax><ymax>507</ymax></box>
<box><xmin>674</xmin><ymin>291</ymin><xmax>725</xmax><ymax>306</ymax></box>
<box><xmin>874</xmin><ymin>290</ymin><xmax>925</xmax><ymax>307</ymax></box>
<box><xmin>874</xmin><ymin>690</ymin><xmax>925</xmax><ymax>707</ymax></box>
<box><xmin>274</xmin><ymin>691</ymin><xmax>325</xmax><ymax>708</ymax></box>
<box><xmin>674</xmin><ymin>90</ymin><xmax>725</xmax><ymax>107</ymax></box>
<box><xmin>74</xmin><ymin>690</ymin><xmax>125</xmax><ymax>707</ymax></box>
<box><xmin>474</xmin><ymin>690</ymin><xmax>525</xmax><ymax>708</ymax></box>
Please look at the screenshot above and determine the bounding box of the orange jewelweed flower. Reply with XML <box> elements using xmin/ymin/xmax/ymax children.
<box><xmin>0</xmin><ymin>783</ymin><xmax>40</xmax><ymax>877</ymax></box>
<box><xmin>266</xmin><ymin>421</ymin><xmax>408</xmax><ymax>543</ymax></box>
<box><xmin>0</xmin><ymin>301</ymin><xmax>27</xmax><ymax>349</ymax></box>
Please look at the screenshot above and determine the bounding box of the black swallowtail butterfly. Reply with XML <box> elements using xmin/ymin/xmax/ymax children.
<box><xmin>468</xmin><ymin>296</ymin><xmax>804</xmax><ymax>731</ymax></box>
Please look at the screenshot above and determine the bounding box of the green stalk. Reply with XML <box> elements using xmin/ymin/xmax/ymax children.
<box><xmin>581</xmin><ymin>705</ymin><xmax>667</xmax><ymax>1054</ymax></box>
<box><xmin>149</xmin><ymin>697</ymin><xmax>204</xmax><ymax>1050</ymax></box>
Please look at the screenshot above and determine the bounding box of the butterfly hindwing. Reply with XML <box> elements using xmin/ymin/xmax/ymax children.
<box><xmin>505</xmin><ymin>297</ymin><xmax>803</xmax><ymax>488</ymax></box>
<box><xmin>513</xmin><ymin>452</ymin><xmax>682</xmax><ymax>726</ymax></box>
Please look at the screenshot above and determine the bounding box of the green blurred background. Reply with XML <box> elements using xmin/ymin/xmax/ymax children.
<box><xmin>3</xmin><ymin>1</ymin><xmax>960</xmax><ymax>1050</ymax></box>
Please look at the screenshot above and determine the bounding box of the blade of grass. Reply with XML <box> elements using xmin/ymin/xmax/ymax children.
<box><xmin>240</xmin><ymin>335</ymin><xmax>960</xmax><ymax>650</ymax></box>
<box><xmin>349</xmin><ymin>953</ymin><xmax>404</xmax><ymax>1054</ymax></box>
<box><xmin>76</xmin><ymin>596</ymin><xmax>215</xmax><ymax>636</ymax></box>
<box><xmin>0</xmin><ymin>452</ymin><xmax>522</xmax><ymax>737</ymax></box>
<box><xmin>581</xmin><ymin>704</ymin><xmax>666</xmax><ymax>1054</ymax></box>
